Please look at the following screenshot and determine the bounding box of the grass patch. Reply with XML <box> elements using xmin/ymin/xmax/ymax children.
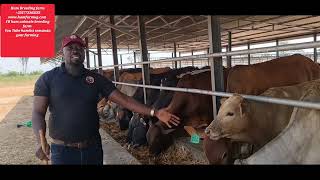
<box><xmin>0</xmin><ymin>71</ymin><xmax>43</xmax><ymax>87</ymax></box>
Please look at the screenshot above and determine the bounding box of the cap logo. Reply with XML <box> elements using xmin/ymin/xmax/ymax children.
<box><xmin>70</xmin><ymin>35</ymin><xmax>77</xmax><ymax>39</ymax></box>
<box><xmin>86</xmin><ymin>76</ymin><xmax>95</xmax><ymax>84</ymax></box>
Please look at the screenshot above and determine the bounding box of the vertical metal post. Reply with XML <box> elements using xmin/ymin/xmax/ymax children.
<box><xmin>85</xmin><ymin>37</ymin><xmax>90</xmax><ymax>69</ymax></box>
<box><xmin>207</xmin><ymin>48</ymin><xmax>210</xmax><ymax>66</ymax></box>
<box><xmin>208</xmin><ymin>16</ymin><xmax>224</xmax><ymax>119</ymax></box>
<box><xmin>93</xmin><ymin>54</ymin><xmax>97</xmax><ymax>68</ymax></box>
<box><xmin>133</xmin><ymin>51</ymin><xmax>137</xmax><ymax>68</ymax></box>
<box><xmin>174</xmin><ymin>42</ymin><xmax>177</xmax><ymax>69</ymax></box>
<box><xmin>227</xmin><ymin>31</ymin><xmax>232</xmax><ymax>68</ymax></box>
<box><xmin>276</xmin><ymin>39</ymin><xmax>279</xmax><ymax>58</ymax></box>
<box><xmin>120</xmin><ymin>54</ymin><xmax>123</xmax><ymax>70</ymax></box>
<box><xmin>191</xmin><ymin>50</ymin><xmax>194</xmax><ymax>66</ymax></box>
<box><xmin>314</xmin><ymin>34</ymin><xmax>317</xmax><ymax>63</ymax></box>
<box><xmin>248</xmin><ymin>42</ymin><xmax>251</xmax><ymax>65</ymax></box>
<box><xmin>179</xmin><ymin>52</ymin><xmax>182</xmax><ymax>68</ymax></box>
<box><xmin>138</xmin><ymin>16</ymin><xmax>150</xmax><ymax>104</ymax></box>
<box><xmin>147</xmin><ymin>53</ymin><xmax>151</xmax><ymax>68</ymax></box>
<box><xmin>172</xmin><ymin>52</ymin><xmax>174</xmax><ymax>68</ymax></box>
<box><xmin>96</xmin><ymin>27</ymin><xmax>103</xmax><ymax>75</ymax></box>
<box><xmin>110</xmin><ymin>15</ymin><xmax>120</xmax><ymax>82</ymax></box>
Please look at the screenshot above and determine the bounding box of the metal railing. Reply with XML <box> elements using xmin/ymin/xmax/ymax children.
<box><xmin>95</xmin><ymin>41</ymin><xmax>320</xmax><ymax>110</ymax></box>
<box><xmin>89</xmin><ymin>41</ymin><xmax>320</xmax><ymax>70</ymax></box>
<box><xmin>114</xmin><ymin>82</ymin><xmax>320</xmax><ymax>110</ymax></box>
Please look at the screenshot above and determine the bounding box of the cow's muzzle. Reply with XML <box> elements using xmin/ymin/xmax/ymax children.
<box><xmin>205</xmin><ymin>120</ymin><xmax>226</xmax><ymax>140</ymax></box>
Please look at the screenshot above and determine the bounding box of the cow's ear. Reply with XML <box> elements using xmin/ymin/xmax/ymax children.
<box><xmin>239</xmin><ymin>100</ymin><xmax>247</xmax><ymax>118</ymax></box>
<box><xmin>220</xmin><ymin>98</ymin><xmax>227</xmax><ymax>105</ymax></box>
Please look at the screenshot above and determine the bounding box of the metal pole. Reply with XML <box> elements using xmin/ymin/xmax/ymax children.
<box><xmin>110</xmin><ymin>15</ymin><xmax>120</xmax><ymax>82</ymax></box>
<box><xmin>112</xmin><ymin>81</ymin><xmax>320</xmax><ymax>111</ymax></box>
<box><xmin>85</xmin><ymin>37</ymin><xmax>90</xmax><ymax>69</ymax></box>
<box><xmin>207</xmin><ymin>48</ymin><xmax>210</xmax><ymax>65</ymax></box>
<box><xmin>208</xmin><ymin>16</ymin><xmax>224</xmax><ymax>119</ymax></box>
<box><xmin>93</xmin><ymin>54</ymin><xmax>96</xmax><ymax>68</ymax></box>
<box><xmin>96</xmin><ymin>27</ymin><xmax>103</xmax><ymax>74</ymax></box>
<box><xmin>172</xmin><ymin>52</ymin><xmax>174</xmax><ymax>68</ymax></box>
<box><xmin>174</xmin><ymin>42</ymin><xmax>177</xmax><ymax>68</ymax></box>
<box><xmin>248</xmin><ymin>42</ymin><xmax>251</xmax><ymax>65</ymax></box>
<box><xmin>138</xmin><ymin>16</ymin><xmax>150</xmax><ymax>104</ymax></box>
<box><xmin>227</xmin><ymin>31</ymin><xmax>232</xmax><ymax>68</ymax></box>
<box><xmin>133</xmin><ymin>51</ymin><xmax>137</xmax><ymax>68</ymax></box>
<box><xmin>179</xmin><ymin>52</ymin><xmax>182</xmax><ymax>68</ymax></box>
<box><xmin>276</xmin><ymin>39</ymin><xmax>279</xmax><ymax>58</ymax></box>
<box><xmin>88</xmin><ymin>41</ymin><xmax>320</xmax><ymax>70</ymax></box>
<box><xmin>209</xmin><ymin>16</ymin><xmax>224</xmax><ymax>118</ymax></box>
<box><xmin>191</xmin><ymin>50</ymin><xmax>194</xmax><ymax>66</ymax></box>
<box><xmin>148</xmin><ymin>53</ymin><xmax>151</xmax><ymax>68</ymax></box>
<box><xmin>120</xmin><ymin>54</ymin><xmax>123</xmax><ymax>70</ymax></box>
<box><xmin>314</xmin><ymin>34</ymin><xmax>317</xmax><ymax>63</ymax></box>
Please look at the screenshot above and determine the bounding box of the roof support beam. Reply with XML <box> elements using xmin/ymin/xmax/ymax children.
<box><xmin>96</xmin><ymin>27</ymin><xmax>103</xmax><ymax>74</ymax></box>
<box><xmin>110</xmin><ymin>15</ymin><xmax>120</xmax><ymax>82</ymax></box>
<box><xmin>85</xmin><ymin>16</ymin><xmax>138</xmax><ymax>38</ymax></box>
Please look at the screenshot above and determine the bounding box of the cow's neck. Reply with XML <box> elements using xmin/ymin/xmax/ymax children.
<box><xmin>246</xmin><ymin>105</ymin><xmax>273</xmax><ymax>147</ymax></box>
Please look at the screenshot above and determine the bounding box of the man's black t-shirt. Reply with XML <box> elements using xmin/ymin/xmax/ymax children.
<box><xmin>34</xmin><ymin>63</ymin><xmax>116</xmax><ymax>142</ymax></box>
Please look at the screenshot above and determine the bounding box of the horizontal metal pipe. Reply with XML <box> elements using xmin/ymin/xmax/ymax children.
<box><xmin>89</xmin><ymin>41</ymin><xmax>320</xmax><ymax>70</ymax></box>
<box><xmin>113</xmin><ymin>81</ymin><xmax>320</xmax><ymax>110</ymax></box>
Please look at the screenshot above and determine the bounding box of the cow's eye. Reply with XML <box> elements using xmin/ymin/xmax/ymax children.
<box><xmin>226</xmin><ymin>112</ymin><xmax>234</xmax><ymax>116</ymax></box>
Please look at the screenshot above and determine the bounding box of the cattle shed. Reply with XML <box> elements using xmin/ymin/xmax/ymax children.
<box><xmin>39</xmin><ymin>15</ymin><xmax>320</xmax><ymax>164</ymax></box>
<box><xmin>42</xmin><ymin>15</ymin><xmax>320</xmax><ymax>118</ymax></box>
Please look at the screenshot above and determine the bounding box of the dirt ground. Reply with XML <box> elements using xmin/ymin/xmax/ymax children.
<box><xmin>0</xmin><ymin>83</ymin><xmax>41</xmax><ymax>164</ymax></box>
<box><xmin>0</xmin><ymin>85</ymin><xmax>35</xmax><ymax>122</ymax></box>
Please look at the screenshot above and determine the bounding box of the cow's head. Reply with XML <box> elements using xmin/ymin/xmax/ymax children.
<box><xmin>127</xmin><ymin>113</ymin><xmax>148</xmax><ymax>147</ymax></box>
<box><xmin>101</xmin><ymin>101</ymin><xmax>117</xmax><ymax>120</ymax></box>
<box><xmin>203</xmin><ymin>135</ymin><xmax>232</xmax><ymax>164</ymax></box>
<box><xmin>116</xmin><ymin>106</ymin><xmax>132</xmax><ymax>130</ymax></box>
<box><xmin>146</xmin><ymin>121</ymin><xmax>175</xmax><ymax>155</ymax></box>
<box><xmin>205</xmin><ymin>94</ymin><xmax>251</xmax><ymax>142</ymax></box>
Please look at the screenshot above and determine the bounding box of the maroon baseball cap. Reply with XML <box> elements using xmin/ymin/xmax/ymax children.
<box><xmin>61</xmin><ymin>34</ymin><xmax>86</xmax><ymax>49</ymax></box>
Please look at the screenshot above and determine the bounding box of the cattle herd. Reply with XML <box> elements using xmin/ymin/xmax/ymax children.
<box><xmin>97</xmin><ymin>54</ymin><xmax>320</xmax><ymax>164</ymax></box>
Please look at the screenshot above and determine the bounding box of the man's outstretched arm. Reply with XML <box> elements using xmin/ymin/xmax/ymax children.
<box><xmin>108</xmin><ymin>90</ymin><xmax>180</xmax><ymax>128</ymax></box>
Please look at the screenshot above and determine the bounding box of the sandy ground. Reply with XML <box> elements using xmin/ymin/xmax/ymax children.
<box><xmin>0</xmin><ymin>85</ymin><xmax>34</xmax><ymax>122</ymax></box>
<box><xmin>0</xmin><ymin>83</ymin><xmax>39</xmax><ymax>164</ymax></box>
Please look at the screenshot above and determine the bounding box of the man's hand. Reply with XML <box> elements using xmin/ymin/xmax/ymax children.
<box><xmin>37</xmin><ymin>130</ymin><xmax>50</xmax><ymax>164</ymax></box>
<box><xmin>35</xmin><ymin>144</ymin><xmax>50</xmax><ymax>163</ymax></box>
<box><xmin>155</xmin><ymin>108</ymin><xmax>180</xmax><ymax>128</ymax></box>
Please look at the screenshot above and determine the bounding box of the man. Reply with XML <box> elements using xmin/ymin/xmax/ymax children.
<box><xmin>32</xmin><ymin>34</ymin><xmax>180</xmax><ymax>165</ymax></box>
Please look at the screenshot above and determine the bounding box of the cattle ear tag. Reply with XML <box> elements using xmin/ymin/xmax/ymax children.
<box><xmin>190</xmin><ymin>134</ymin><xmax>200</xmax><ymax>144</ymax></box>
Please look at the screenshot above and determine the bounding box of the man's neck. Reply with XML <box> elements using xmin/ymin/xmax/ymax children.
<box><xmin>65</xmin><ymin>63</ymin><xmax>83</xmax><ymax>76</ymax></box>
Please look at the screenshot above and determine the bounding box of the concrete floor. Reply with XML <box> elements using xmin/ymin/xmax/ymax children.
<box><xmin>100</xmin><ymin>128</ymin><xmax>141</xmax><ymax>165</ymax></box>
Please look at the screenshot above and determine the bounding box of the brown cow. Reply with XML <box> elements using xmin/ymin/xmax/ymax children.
<box><xmin>226</xmin><ymin>54</ymin><xmax>320</xmax><ymax>95</ymax></box>
<box><xmin>146</xmin><ymin>70</ymin><xmax>231</xmax><ymax>160</ymax></box>
<box><xmin>118</xmin><ymin>67</ymin><xmax>171</xmax><ymax>83</ymax></box>
<box><xmin>102</xmin><ymin>69</ymin><xmax>114</xmax><ymax>80</ymax></box>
